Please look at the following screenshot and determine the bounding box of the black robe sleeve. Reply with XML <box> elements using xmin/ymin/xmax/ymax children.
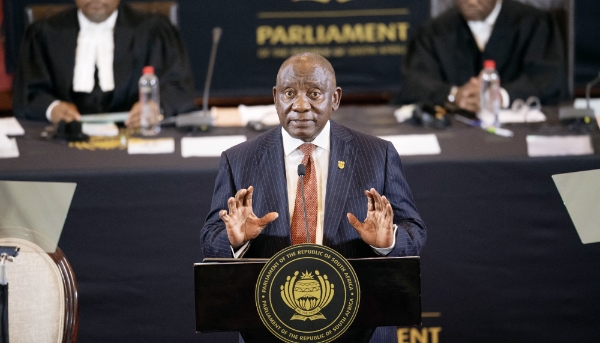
<box><xmin>500</xmin><ymin>11</ymin><xmax>567</xmax><ymax>104</ymax></box>
<box><xmin>144</xmin><ymin>15</ymin><xmax>197</xmax><ymax>117</ymax></box>
<box><xmin>12</xmin><ymin>22</ymin><xmax>59</xmax><ymax>121</ymax></box>
<box><xmin>397</xmin><ymin>24</ymin><xmax>453</xmax><ymax>106</ymax></box>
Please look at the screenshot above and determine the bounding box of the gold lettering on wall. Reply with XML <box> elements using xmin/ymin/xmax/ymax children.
<box><xmin>257</xmin><ymin>22</ymin><xmax>410</xmax><ymax>46</ymax></box>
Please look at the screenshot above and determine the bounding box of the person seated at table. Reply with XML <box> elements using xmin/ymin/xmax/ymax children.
<box><xmin>398</xmin><ymin>0</ymin><xmax>568</xmax><ymax>113</ymax></box>
<box><xmin>12</xmin><ymin>0</ymin><xmax>196</xmax><ymax>127</ymax></box>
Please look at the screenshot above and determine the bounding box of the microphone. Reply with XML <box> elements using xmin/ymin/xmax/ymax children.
<box><xmin>297</xmin><ymin>164</ymin><xmax>310</xmax><ymax>244</ymax></box>
<box><xmin>175</xmin><ymin>27</ymin><xmax>222</xmax><ymax>128</ymax></box>
<box><xmin>559</xmin><ymin>71</ymin><xmax>599</xmax><ymax>121</ymax></box>
<box><xmin>585</xmin><ymin>71</ymin><xmax>600</xmax><ymax>110</ymax></box>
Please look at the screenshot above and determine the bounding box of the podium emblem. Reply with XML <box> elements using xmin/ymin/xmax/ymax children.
<box><xmin>282</xmin><ymin>270</ymin><xmax>333</xmax><ymax>321</ymax></box>
<box><xmin>255</xmin><ymin>244</ymin><xmax>360</xmax><ymax>343</ymax></box>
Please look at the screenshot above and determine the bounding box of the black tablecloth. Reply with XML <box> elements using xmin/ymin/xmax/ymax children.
<box><xmin>1</xmin><ymin>106</ymin><xmax>600</xmax><ymax>342</ymax></box>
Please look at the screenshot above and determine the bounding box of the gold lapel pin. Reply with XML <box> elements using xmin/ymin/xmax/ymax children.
<box><xmin>338</xmin><ymin>161</ymin><xmax>345</xmax><ymax>169</ymax></box>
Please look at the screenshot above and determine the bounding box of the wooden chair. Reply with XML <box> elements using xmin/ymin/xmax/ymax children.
<box><xmin>24</xmin><ymin>1</ymin><xmax>179</xmax><ymax>27</ymax></box>
<box><xmin>429</xmin><ymin>0</ymin><xmax>575</xmax><ymax>98</ymax></box>
<box><xmin>0</xmin><ymin>237</ymin><xmax>78</xmax><ymax>343</ymax></box>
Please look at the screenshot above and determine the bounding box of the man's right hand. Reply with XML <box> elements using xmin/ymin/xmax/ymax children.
<box><xmin>455</xmin><ymin>77</ymin><xmax>480</xmax><ymax>113</ymax></box>
<box><xmin>219</xmin><ymin>186</ymin><xmax>279</xmax><ymax>249</ymax></box>
<box><xmin>50</xmin><ymin>101</ymin><xmax>81</xmax><ymax>124</ymax></box>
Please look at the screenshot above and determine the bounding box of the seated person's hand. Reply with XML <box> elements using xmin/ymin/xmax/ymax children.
<box><xmin>126</xmin><ymin>101</ymin><xmax>162</xmax><ymax>128</ymax></box>
<box><xmin>126</xmin><ymin>102</ymin><xmax>141</xmax><ymax>128</ymax></box>
<box><xmin>50</xmin><ymin>101</ymin><xmax>81</xmax><ymax>124</ymax></box>
<box><xmin>455</xmin><ymin>77</ymin><xmax>480</xmax><ymax>113</ymax></box>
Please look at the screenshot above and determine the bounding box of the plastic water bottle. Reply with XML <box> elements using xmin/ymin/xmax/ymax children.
<box><xmin>479</xmin><ymin>60</ymin><xmax>501</xmax><ymax>127</ymax></box>
<box><xmin>139</xmin><ymin>66</ymin><xmax>161</xmax><ymax>136</ymax></box>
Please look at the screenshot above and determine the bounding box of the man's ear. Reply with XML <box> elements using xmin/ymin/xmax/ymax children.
<box><xmin>332</xmin><ymin>87</ymin><xmax>342</xmax><ymax>111</ymax></box>
<box><xmin>273</xmin><ymin>86</ymin><xmax>278</xmax><ymax>104</ymax></box>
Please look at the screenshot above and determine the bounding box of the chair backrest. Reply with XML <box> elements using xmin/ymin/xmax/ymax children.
<box><xmin>0</xmin><ymin>238</ymin><xmax>78</xmax><ymax>343</ymax></box>
<box><xmin>429</xmin><ymin>0</ymin><xmax>574</xmax><ymax>98</ymax></box>
<box><xmin>24</xmin><ymin>1</ymin><xmax>179</xmax><ymax>27</ymax></box>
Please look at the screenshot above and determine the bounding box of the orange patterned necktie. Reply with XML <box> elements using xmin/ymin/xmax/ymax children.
<box><xmin>291</xmin><ymin>143</ymin><xmax>317</xmax><ymax>245</ymax></box>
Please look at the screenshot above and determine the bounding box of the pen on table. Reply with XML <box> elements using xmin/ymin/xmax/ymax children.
<box><xmin>454</xmin><ymin>114</ymin><xmax>514</xmax><ymax>137</ymax></box>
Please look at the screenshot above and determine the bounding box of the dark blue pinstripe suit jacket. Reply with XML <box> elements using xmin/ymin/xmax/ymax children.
<box><xmin>201</xmin><ymin>120</ymin><xmax>426</xmax><ymax>259</ymax></box>
<box><xmin>200</xmin><ymin>121</ymin><xmax>426</xmax><ymax>342</ymax></box>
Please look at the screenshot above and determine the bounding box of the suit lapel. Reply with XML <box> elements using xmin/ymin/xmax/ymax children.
<box><xmin>323</xmin><ymin>121</ymin><xmax>356</xmax><ymax>246</ymax></box>
<box><xmin>257</xmin><ymin>127</ymin><xmax>292</xmax><ymax>245</ymax></box>
<box><xmin>111</xmin><ymin>6</ymin><xmax>135</xmax><ymax>108</ymax></box>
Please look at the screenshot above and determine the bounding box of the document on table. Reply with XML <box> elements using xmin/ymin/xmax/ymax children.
<box><xmin>128</xmin><ymin>138</ymin><xmax>175</xmax><ymax>154</ymax></box>
<box><xmin>0</xmin><ymin>134</ymin><xmax>19</xmax><ymax>158</ymax></box>
<box><xmin>181</xmin><ymin>135</ymin><xmax>247</xmax><ymax>157</ymax></box>
<box><xmin>79</xmin><ymin>112</ymin><xmax>129</xmax><ymax>123</ymax></box>
<box><xmin>498</xmin><ymin>109</ymin><xmax>546</xmax><ymax>123</ymax></box>
<box><xmin>526</xmin><ymin>135</ymin><xmax>593</xmax><ymax>157</ymax></box>
<box><xmin>0</xmin><ymin>117</ymin><xmax>25</xmax><ymax>136</ymax></box>
<box><xmin>378</xmin><ymin>134</ymin><xmax>441</xmax><ymax>156</ymax></box>
<box><xmin>553</xmin><ymin>169</ymin><xmax>600</xmax><ymax>244</ymax></box>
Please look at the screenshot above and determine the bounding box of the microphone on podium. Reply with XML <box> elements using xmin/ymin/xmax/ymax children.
<box><xmin>297</xmin><ymin>164</ymin><xmax>310</xmax><ymax>244</ymax></box>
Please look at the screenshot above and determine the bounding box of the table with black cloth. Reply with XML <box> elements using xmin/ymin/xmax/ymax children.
<box><xmin>1</xmin><ymin>106</ymin><xmax>600</xmax><ymax>343</ymax></box>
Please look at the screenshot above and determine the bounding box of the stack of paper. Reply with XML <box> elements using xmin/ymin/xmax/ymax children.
<box><xmin>0</xmin><ymin>117</ymin><xmax>25</xmax><ymax>136</ymax></box>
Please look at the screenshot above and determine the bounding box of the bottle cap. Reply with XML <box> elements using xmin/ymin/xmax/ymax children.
<box><xmin>483</xmin><ymin>60</ymin><xmax>496</xmax><ymax>69</ymax></box>
<box><xmin>142</xmin><ymin>66</ymin><xmax>155</xmax><ymax>75</ymax></box>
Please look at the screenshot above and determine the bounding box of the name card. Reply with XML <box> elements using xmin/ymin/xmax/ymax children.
<box><xmin>526</xmin><ymin>135</ymin><xmax>593</xmax><ymax>157</ymax></box>
<box><xmin>181</xmin><ymin>135</ymin><xmax>247</xmax><ymax>157</ymax></box>
<box><xmin>128</xmin><ymin>138</ymin><xmax>175</xmax><ymax>154</ymax></box>
<box><xmin>379</xmin><ymin>134</ymin><xmax>441</xmax><ymax>156</ymax></box>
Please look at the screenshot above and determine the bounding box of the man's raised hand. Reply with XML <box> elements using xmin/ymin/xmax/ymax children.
<box><xmin>347</xmin><ymin>188</ymin><xmax>395</xmax><ymax>249</ymax></box>
<box><xmin>219</xmin><ymin>186</ymin><xmax>278</xmax><ymax>249</ymax></box>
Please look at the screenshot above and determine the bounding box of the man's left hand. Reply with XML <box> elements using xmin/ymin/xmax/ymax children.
<box><xmin>347</xmin><ymin>188</ymin><xmax>395</xmax><ymax>249</ymax></box>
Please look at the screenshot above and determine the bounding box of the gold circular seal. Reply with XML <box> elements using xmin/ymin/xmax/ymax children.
<box><xmin>255</xmin><ymin>244</ymin><xmax>360</xmax><ymax>343</ymax></box>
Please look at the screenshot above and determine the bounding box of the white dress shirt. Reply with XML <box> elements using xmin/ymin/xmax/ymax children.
<box><xmin>466</xmin><ymin>1</ymin><xmax>510</xmax><ymax>107</ymax></box>
<box><xmin>46</xmin><ymin>10</ymin><xmax>118</xmax><ymax>121</ymax></box>
<box><xmin>233</xmin><ymin>121</ymin><xmax>396</xmax><ymax>257</ymax></box>
<box><xmin>467</xmin><ymin>1</ymin><xmax>502</xmax><ymax>52</ymax></box>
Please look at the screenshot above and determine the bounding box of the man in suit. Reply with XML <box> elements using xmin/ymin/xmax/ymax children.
<box><xmin>201</xmin><ymin>52</ymin><xmax>426</xmax><ymax>342</ymax></box>
<box><xmin>398</xmin><ymin>0</ymin><xmax>567</xmax><ymax>112</ymax></box>
<box><xmin>12</xmin><ymin>0</ymin><xmax>196</xmax><ymax>127</ymax></box>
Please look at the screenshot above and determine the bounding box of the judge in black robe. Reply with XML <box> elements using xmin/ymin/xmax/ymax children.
<box><xmin>398</xmin><ymin>0</ymin><xmax>568</xmax><ymax>109</ymax></box>
<box><xmin>12</xmin><ymin>2</ymin><xmax>196</xmax><ymax>123</ymax></box>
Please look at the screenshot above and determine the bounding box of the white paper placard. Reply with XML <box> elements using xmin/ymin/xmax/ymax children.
<box><xmin>181</xmin><ymin>135</ymin><xmax>247</xmax><ymax>157</ymax></box>
<box><xmin>0</xmin><ymin>117</ymin><xmax>25</xmax><ymax>136</ymax></box>
<box><xmin>379</xmin><ymin>134</ymin><xmax>441</xmax><ymax>156</ymax></box>
<box><xmin>526</xmin><ymin>135</ymin><xmax>593</xmax><ymax>157</ymax></box>
<box><xmin>127</xmin><ymin>138</ymin><xmax>175</xmax><ymax>154</ymax></box>
<box><xmin>82</xmin><ymin>122</ymin><xmax>119</xmax><ymax>137</ymax></box>
<box><xmin>0</xmin><ymin>135</ymin><xmax>19</xmax><ymax>158</ymax></box>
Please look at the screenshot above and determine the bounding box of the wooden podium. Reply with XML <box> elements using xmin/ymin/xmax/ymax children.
<box><xmin>194</xmin><ymin>257</ymin><xmax>421</xmax><ymax>343</ymax></box>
